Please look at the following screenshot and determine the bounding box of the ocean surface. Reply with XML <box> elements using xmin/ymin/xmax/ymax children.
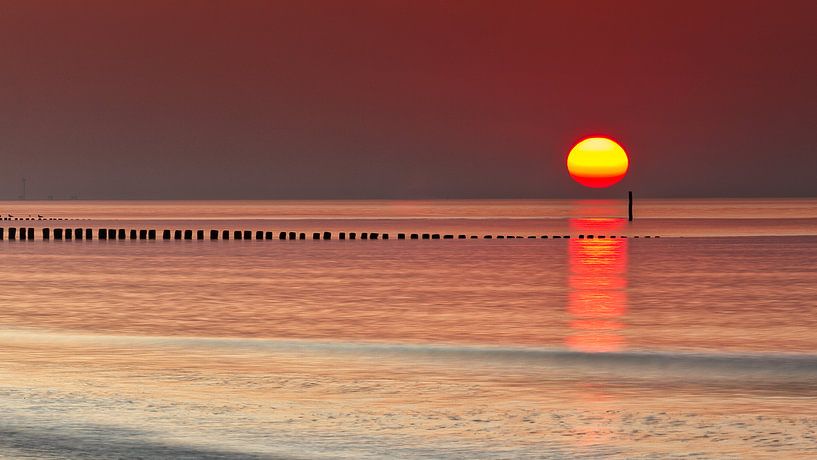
<box><xmin>1</xmin><ymin>198</ymin><xmax>816</xmax><ymax>459</ymax></box>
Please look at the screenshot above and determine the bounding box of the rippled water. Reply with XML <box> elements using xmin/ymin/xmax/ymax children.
<box><xmin>1</xmin><ymin>199</ymin><xmax>816</xmax><ymax>458</ymax></box>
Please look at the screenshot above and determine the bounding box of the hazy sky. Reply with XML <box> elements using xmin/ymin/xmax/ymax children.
<box><xmin>1</xmin><ymin>1</ymin><xmax>815</xmax><ymax>199</ymax></box>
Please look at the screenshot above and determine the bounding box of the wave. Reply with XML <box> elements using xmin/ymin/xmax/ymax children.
<box><xmin>4</xmin><ymin>328</ymin><xmax>817</xmax><ymax>380</ymax></box>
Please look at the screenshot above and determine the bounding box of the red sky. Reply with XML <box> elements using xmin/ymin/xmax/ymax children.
<box><xmin>1</xmin><ymin>1</ymin><xmax>815</xmax><ymax>199</ymax></box>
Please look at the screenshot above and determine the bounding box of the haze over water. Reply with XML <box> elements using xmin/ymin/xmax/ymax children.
<box><xmin>1</xmin><ymin>199</ymin><xmax>816</xmax><ymax>458</ymax></box>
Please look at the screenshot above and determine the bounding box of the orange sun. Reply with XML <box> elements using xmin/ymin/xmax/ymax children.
<box><xmin>566</xmin><ymin>137</ymin><xmax>629</xmax><ymax>188</ymax></box>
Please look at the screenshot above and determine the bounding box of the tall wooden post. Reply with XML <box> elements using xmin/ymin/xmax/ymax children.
<box><xmin>628</xmin><ymin>191</ymin><xmax>633</xmax><ymax>221</ymax></box>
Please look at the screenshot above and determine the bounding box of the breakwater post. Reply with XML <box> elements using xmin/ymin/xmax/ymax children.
<box><xmin>628</xmin><ymin>190</ymin><xmax>633</xmax><ymax>222</ymax></box>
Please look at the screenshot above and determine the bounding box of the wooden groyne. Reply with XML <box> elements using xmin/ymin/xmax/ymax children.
<box><xmin>0</xmin><ymin>227</ymin><xmax>663</xmax><ymax>241</ymax></box>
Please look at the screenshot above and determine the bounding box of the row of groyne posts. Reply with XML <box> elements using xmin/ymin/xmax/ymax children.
<box><xmin>0</xmin><ymin>227</ymin><xmax>660</xmax><ymax>241</ymax></box>
<box><xmin>2</xmin><ymin>193</ymin><xmax>643</xmax><ymax>240</ymax></box>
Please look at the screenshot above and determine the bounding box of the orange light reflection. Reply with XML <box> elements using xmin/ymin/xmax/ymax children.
<box><xmin>566</xmin><ymin>218</ymin><xmax>628</xmax><ymax>352</ymax></box>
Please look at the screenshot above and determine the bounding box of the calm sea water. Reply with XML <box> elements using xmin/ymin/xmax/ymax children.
<box><xmin>1</xmin><ymin>199</ymin><xmax>816</xmax><ymax>458</ymax></box>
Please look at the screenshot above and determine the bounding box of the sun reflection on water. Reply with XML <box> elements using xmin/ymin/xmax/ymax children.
<box><xmin>566</xmin><ymin>218</ymin><xmax>628</xmax><ymax>352</ymax></box>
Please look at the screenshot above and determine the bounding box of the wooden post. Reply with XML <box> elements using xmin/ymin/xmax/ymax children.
<box><xmin>628</xmin><ymin>190</ymin><xmax>633</xmax><ymax>222</ymax></box>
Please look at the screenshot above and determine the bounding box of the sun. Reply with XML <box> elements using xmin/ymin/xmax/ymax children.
<box><xmin>566</xmin><ymin>137</ymin><xmax>629</xmax><ymax>188</ymax></box>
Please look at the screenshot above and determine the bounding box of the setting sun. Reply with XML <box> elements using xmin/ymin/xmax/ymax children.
<box><xmin>567</xmin><ymin>137</ymin><xmax>629</xmax><ymax>188</ymax></box>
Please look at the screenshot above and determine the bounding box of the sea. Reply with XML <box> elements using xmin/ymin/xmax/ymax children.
<box><xmin>0</xmin><ymin>198</ymin><xmax>816</xmax><ymax>459</ymax></box>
